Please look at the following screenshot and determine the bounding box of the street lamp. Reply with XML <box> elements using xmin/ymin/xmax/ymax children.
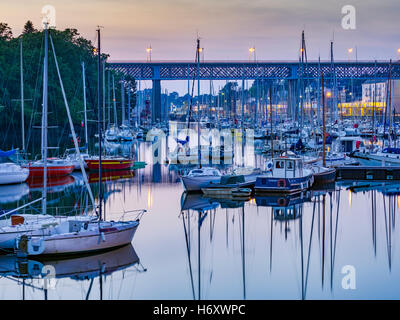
<box><xmin>397</xmin><ymin>48</ymin><xmax>400</xmax><ymax>60</ymax></box>
<box><xmin>249</xmin><ymin>47</ymin><xmax>256</xmax><ymax>62</ymax></box>
<box><xmin>146</xmin><ymin>45</ymin><xmax>152</xmax><ymax>62</ymax></box>
<box><xmin>348</xmin><ymin>48</ymin><xmax>353</xmax><ymax>62</ymax></box>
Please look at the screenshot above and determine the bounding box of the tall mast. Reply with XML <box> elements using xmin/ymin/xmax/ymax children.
<box><xmin>42</xmin><ymin>23</ymin><xmax>49</xmax><ymax>214</ymax></box>
<box><xmin>97</xmin><ymin>27</ymin><xmax>103</xmax><ymax>221</ymax></box>
<box><xmin>322</xmin><ymin>73</ymin><xmax>326</xmax><ymax>167</ymax></box>
<box><xmin>196</xmin><ymin>38</ymin><xmax>201</xmax><ymax>168</ymax></box>
<box><xmin>112</xmin><ymin>75</ymin><xmax>118</xmax><ymax>126</ymax></box>
<box><xmin>269</xmin><ymin>83</ymin><xmax>274</xmax><ymax>158</ymax></box>
<box><xmin>82</xmin><ymin>62</ymin><xmax>88</xmax><ymax>147</ymax></box>
<box><xmin>20</xmin><ymin>39</ymin><xmax>25</xmax><ymax>152</ymax></box>
<box><xmin>121</xmin><ymin>78</ymin><xmax>125</xmax><ymax>125</ymax></box>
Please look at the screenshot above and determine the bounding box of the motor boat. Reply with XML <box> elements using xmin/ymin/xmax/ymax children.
<box><xmin>255</xmin><ymin>156</ymin><xmax>314</xmax><ymax>194</ymax></box>
<box><xmin>181</xmin><ymin>167</ymin><xmax>222</xmax><ymax>192</ymax></box>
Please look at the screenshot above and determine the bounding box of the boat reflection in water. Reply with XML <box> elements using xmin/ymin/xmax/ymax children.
<box><xmin>26</xmin><ymin>176</ymin><xmax>76</xmax><ymax>194</ymax></box>
<box><xmin>0</xmin><ymin>183</ymin><xmax>29</xmax><ymax>204</ymax></box>
<box><xmin>0</xmin><ymin>244</ymin><xmax>145</xmax><ymax>299</ymax></box>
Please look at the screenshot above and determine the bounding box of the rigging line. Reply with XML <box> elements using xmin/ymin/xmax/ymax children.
<box><xmin>49</xmin><ymin>33</ymin><xmax>96</xmax><ymax>211</ymax></box>
<box><xmin>332</xmin><ymin>189</ymin><xmax>341</xmax><ymax>268</ymax></box>
<box><xmin>304</xmin><ymin>199</ymin><xmax>316</xmax><ymax>298</ymax></box>
<box><xmin>26</xmin><ymin>34</ymin><xmax>45</xmax><ymax>154</ymax></box>
<box><xmin>182</xmin><ymin>212</ymin><xmax>196</xmax><ymax>300</ymax></box>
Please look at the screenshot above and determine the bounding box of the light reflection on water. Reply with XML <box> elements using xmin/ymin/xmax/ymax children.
<box><xmin>0</xmin><ymin>140</ymin><xmax>400</xmax><ymax>299</ymax></box>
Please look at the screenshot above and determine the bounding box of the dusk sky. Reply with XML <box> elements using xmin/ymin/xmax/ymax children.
<box><xmin>1</xmin><ymin>0</ymin><xmax>399</xmax><ymax>93</ymax></box>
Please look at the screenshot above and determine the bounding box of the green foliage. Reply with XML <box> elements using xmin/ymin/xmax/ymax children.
<box><xmin>0</xmin><ymin>21</ymin><xmax>136</xmax><ymax>155</ymax></box>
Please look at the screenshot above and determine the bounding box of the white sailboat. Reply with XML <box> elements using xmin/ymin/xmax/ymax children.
<box><xmin>14</xmin><ymin>26</ymin><xmax>144</xmax><ymax>257</ymax></box>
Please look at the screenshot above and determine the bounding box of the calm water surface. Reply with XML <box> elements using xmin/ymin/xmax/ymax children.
<box><xmin>0</xmin><ymin>139</ymin><xmax>399</xmax><ymax>300</ymax></box>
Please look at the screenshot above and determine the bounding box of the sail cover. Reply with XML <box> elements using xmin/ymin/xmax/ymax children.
<box><xmin>0</xmin><ymin>149</ymin><xmax>17</xmax><ymax>157</ymax></box>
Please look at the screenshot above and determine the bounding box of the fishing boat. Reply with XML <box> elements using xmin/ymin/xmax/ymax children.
<box><xmin>255</xmin><ymin>156</ymin><xmax>314</xmax><ymax>194</ymax></box>
<box><xmin>181</xmin><ymin>167</ymin><xmax>222</xmax><ymax>192</ymax></box>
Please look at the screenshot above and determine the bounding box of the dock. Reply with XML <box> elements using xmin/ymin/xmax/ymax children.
<box><xmin>336</xmin><ymin>166</ymin><xmax>400</xmax><ymax>181</ymax></box>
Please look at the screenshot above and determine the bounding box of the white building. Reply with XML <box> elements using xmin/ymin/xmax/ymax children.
<box><xmin>362</xmin><ymin>80</ymin><xmax>400</xmax><ymax>113</ymax></box>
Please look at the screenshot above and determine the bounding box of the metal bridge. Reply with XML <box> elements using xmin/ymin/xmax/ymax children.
<box><xmin>108</xmin><ymin>60</ymin><xmax>400</xmax><ymax>81</ymax></box>
<box><xmin>107</xmin><ymin>60</ymin><xmax>400</xmax><ymax>122</ymax></box>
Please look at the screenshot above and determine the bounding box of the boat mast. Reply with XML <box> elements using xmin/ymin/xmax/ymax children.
<box><xmin>112</xmin><ymin>75</ymin><xmax>118</xmax><ymax>127</ymax></box>
<box><xmin>41</xmin><ymin>23</ymin><xmax>49</xmax><ymax>214</ymax></box>
<box><xmin>97</xmin><ymin>27</ymin><xmax>103</xmax><ymax>221</ymax></box>
<box><xmin>196</xmin><ymin>38</ymin><xmax>201</xmax><ymax>168</ymax></box>
<box><xmin>269</xmin><ymin>83</ymin><xmax>274</xmax><ymax>158</ymax></box>
<box><xmin>20</xmin><ymin>39</ymin><xmax>25</xmax><ymax>152</ymax></box>
<box><xmin>322</xmin><ymin>73</ymin><xmax>326</xmax><ymax>167</ymax></box>
<box><xmin>82</xmin><ymin>62</ymin><xmax>88</xmax><ymax>148</ymax></box>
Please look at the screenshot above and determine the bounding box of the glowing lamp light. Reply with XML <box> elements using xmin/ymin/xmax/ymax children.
<box><xmin>249</xmin><ymin>47</ymin><xmax>255</xmax><ymax>53</ymax></box>
<box><xmin>348</xmin><ymin>48</ymin><xmax>353</xmax><ymax>53</ymax></box>
<box><xmin>326</xmin><ymin>91</ymin><xmax>332</xmax><ymax>98</ymax></box>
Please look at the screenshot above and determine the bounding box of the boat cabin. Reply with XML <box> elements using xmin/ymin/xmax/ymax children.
<box><xmin>187</xmin><ymin>167</ymin><xmax>221</xmax><ymax>177</ymax></box>
<box><xmin>272</xmin><ymin>157</ymin><xmax>304</xmax><ymax>179</ymax></box>
<box><xmin>338</xmin><ymin>136</ymin><xmax>364</xmax><ymax>153</ymax></box>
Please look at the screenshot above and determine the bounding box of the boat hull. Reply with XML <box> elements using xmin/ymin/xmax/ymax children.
<box><xmin>181</xmin><ymin>175</ymin><xmax>221</xmax><ymax>192</ymax></box>
<box><xmin>255</xmin><ymin>175</ymin><xmax>313</xmax><ymax>194</ymax></box>
<box><xmin>0</xmin><ymin>172</ymin><xmax>29</xmax><ymax>185</ymax></box>
<box><xmin>18</xmin><ymin>222</ymin><xmax>138</xmax><ymax>256</ymax></box>
<box><xmin>25</xmin><ymin>165</ymin><xmax>74</xmax><ymax>178</ymax></box>
<box><xmin>312</xmin><ymin>168</ymin><xmax>337</xmax><ymax>185</ymax></box>
<box><xmin>85</xmin><ymin>159</ymin><xmax>134</xmax><ymax>171</ymax></box>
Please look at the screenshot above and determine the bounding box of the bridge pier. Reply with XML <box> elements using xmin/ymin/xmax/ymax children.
<box><xmin>152</xmin><ymin>79</ymin><xmax>161</xmax><ymax>124</ymax></box>
<box><xmin>288</xmin><ymin>79</ymin><xmax>298</xmax><ymax>122</ymax></box>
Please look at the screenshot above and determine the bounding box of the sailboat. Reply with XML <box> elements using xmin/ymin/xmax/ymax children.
<box><xmin>14</xmin><ymin>26</ymin><xmax>144</xmax><ymax>257</ymax></box>
<box><xmin>0</xmin><ymin>150</ymin><xmax>29</xmax><ymax>185</ymax></box>
<box><xmin>21</xmin><ymin>34</ymin><xmax>74</xmax><ymax>178</ymax></box>
<box><xmin>0</xmin><ymin>40</ymin><xmax>30</xmax><ymax>185</ymax></box>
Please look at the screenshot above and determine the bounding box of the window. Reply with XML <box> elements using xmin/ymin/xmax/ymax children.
<box><xmin>276</xmin><ymin>161</ymin><xmax>284</xmax><ymax>169</ymax></box>
<box><xmin>287</xmin><ymin>161</ymin><xmax>294</xmax><ymax>170</ymax></box>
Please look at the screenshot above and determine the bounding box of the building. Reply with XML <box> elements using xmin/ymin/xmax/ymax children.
<box><xmin>362</xmin><ymin>80</ymin><xmax>400</xmax><ymax>113</ymax></box>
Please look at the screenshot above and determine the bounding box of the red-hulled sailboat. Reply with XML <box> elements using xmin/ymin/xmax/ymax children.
<box><xmin>24</xmin><ymin>158</ymin><xmax>74</xmax><ymax>177</ymax></box>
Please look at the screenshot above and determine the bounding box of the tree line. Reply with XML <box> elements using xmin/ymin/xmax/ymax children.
<box><xmin>0</xmin><ymin>21</ymin><xmax>136</xmax><ymax>155</ymax></box>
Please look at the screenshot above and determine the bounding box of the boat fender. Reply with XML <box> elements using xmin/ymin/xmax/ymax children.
<box><xmin>277</xmin><ymin>179</ymin><xmax>287</xmax><ymax>188</ymax></box>
<box><xmin>277</xmin><ymin>198</ymin><xmax>287</xmax><ymax>206</ymax></box>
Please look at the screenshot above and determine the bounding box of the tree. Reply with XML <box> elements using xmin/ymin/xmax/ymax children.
<box><xmin>0</xmin><ymin>22</ymin><xmax>12</xmax><ymax>40</ymax></box>
<box><xmin>22</xmin><ymin>20</ymin><xmax>37</xmax><ymax>34</ymax></box>
<box><xmin>0</xmin><ymin>24</ymin><xmax>136</xmax><ymax>155</ymax></box>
